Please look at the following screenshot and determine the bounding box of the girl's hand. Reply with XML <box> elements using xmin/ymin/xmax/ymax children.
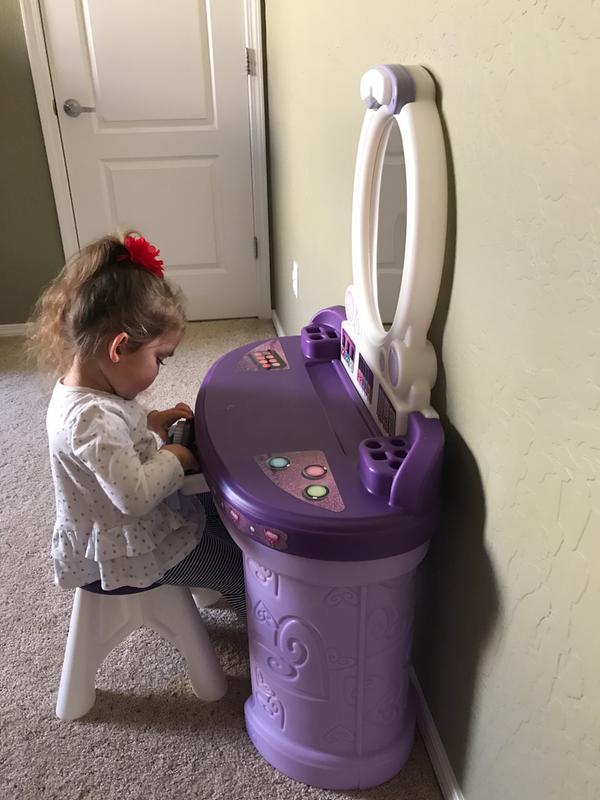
<box><xmin>147</xmin><ymin>403</ymin><xmax>193</xmax><ymax>441</ymax></box>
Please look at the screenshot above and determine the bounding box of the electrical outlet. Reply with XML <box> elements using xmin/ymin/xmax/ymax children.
<box><xmin>292</xmin><ymin>260</ymin><xmax>299</xmax><ymax>298</ymax></box>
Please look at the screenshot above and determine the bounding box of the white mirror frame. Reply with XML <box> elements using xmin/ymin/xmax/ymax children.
<box><xmin>343</xmin><ymin>65</ymin><xmax>447</xmax><ymax>431</ymax></box>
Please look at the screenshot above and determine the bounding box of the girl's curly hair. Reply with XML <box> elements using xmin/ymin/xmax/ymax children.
<box><xmin>27</xmin><ymin>231</ymin><xmax>186</xmax><ymax>375</ymax></box>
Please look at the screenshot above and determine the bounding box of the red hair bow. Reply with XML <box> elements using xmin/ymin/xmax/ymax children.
<box><xmin>118</xmin><ymin>235</ymin><xmax>164</xmax><ymax>279</ymax></box>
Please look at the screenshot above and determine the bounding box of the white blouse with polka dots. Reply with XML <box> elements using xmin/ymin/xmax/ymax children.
<box><xmin>46</xmin><ymin>382</ymin><xmax>204</xmax><ymax>590</ymax></box>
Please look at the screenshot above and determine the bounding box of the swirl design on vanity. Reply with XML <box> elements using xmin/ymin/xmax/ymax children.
<box><xmin>323</xmin><ymin>586</ymin><xmax>359</xmax><ymax>607</ymax></box>
<box><xmin>254</xmin><ymin>668</ymin><xmax>285</xmax><ymax>729</ymax></box>
<box><xmin>247</xmin><ymin>558</ymin><xmax>279</xmax><ymax>596</ymax></box>
<box><xmin>252</xmin><ymin>602</ymin><xmax>328</xmax><ymax>700</ymax></box>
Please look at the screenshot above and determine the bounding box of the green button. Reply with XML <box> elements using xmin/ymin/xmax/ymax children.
<box><xmin>268</xmin><ymin>456</ymin><xmax>290</xmax><ymax>470</ymax></box>
<box><xmin>304</xmin><ymin>484</ymin><xmax>329</xmax><ymax>500</ymax></box>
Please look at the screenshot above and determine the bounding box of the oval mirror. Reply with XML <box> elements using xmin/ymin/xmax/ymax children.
<box><xmin>375</xmin><ymin>122</ymin><xmax>406</xmax><ymax>330</ymax></box>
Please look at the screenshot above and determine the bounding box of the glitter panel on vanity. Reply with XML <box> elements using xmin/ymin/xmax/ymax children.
<box><xmin>238</xmin><ymin>339</ymin><xmax>289</xmax><ymax>371</ymax></box>
<box><xmin>256</xmin><ymin>450</ymin><xmax>345</xmax><ymax>512</ymax></box>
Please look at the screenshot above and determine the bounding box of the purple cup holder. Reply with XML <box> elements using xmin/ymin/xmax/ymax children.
<box><xmin>301</xmin><ymin>323</ymin><xmax>341</xmax><ymax>361</ymax></box>
<box><xmin>359</xmin><ymin>436</ymin><xmax>400</xmax><ymax>497</ymax></box>
<box><xmin>358</xmin><ymin>431</ymin><xmax>420</xmax><ymax>501</ymax></box>
<box><xmin>358</xmin><ymin>414</ymin><xmax>445</xmax><ymax>511</ymax></box>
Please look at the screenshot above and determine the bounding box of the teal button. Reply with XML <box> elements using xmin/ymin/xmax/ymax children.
<box><xmin>304</xmin><ymin>484</ymin><xmax>329</xmax><ymax>500</ymax></box>
<box><xmin>267</xmin><ymin>456</ymin><xmax>290</xmax><ymax>470</ymax></box>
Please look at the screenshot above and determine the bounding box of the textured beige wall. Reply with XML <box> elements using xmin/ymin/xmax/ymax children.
<box><xmin>265</xmin><ymin>1</ymin><xmax>600</xmax><ymax>798</ymax></box>
<box><xmin>0</xmin><ymin>0</ymin><xmax>64</xmax><ymax>325</ymax></box>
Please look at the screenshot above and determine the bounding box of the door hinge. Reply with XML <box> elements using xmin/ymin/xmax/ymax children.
<box><xmin>253</xmin><ymin>236</ymin><xmax>259</xmax><ymax>259</ymax></box>
<box><xmin>245</xmin><ymin>47</ymin><xmax>256</xmax><ymax>76</ymax></box>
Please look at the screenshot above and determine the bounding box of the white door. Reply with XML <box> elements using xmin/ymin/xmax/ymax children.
<box><xmin>40</xmin><ymin>0</ymin><xmax>261</xmax><ymax>320</ymax></box>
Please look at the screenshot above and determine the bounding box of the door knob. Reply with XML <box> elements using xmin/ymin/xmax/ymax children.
<box><xmin>63</xmin><ymin>98</ymin><xmax>96</xmax><ymax>117</ymax></box>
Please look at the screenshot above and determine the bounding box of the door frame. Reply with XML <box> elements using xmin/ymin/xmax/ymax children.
<box><xmin>19</xmin><ymin>0</ymin><xmax>271</xmax><ymax>319</ymax></box>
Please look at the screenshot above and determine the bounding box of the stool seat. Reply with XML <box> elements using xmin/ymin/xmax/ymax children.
<box><xmin>56</xmin><ymin>583</ymin><xmax>227</xmax><ymax>721</ymax></box>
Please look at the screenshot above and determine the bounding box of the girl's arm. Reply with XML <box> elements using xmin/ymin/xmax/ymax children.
<box><xmin>71</xmin><ymin>405</ymin><xmax>186</xmax><ymax>517</ymax></box>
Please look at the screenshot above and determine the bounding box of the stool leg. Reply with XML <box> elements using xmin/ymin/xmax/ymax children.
<box><xmin>191</xmin><ymin>587</ymin><xmax>223</xmax><ymax>608</ymax></box>
<box><xmin>142</xmin><ymin>586</ymin><xmax>227</xmax><ymax>701</ymax></box>
<box><xmin>56</xmin><ymin>589</ymin><xmax>138</xmax><ymax>720</ymax></box>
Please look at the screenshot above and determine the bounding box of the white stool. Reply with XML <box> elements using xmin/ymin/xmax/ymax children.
<box><xmin>191</xmin><ymin>587</ymin><xmax>223</xmax><ymax>608</ymax></box>
<box><xmin>56</xmin><ymin>583</ymin><xmax>227</xmax><ymax>721</ymax></box>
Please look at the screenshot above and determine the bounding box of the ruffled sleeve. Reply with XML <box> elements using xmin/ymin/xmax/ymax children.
<box><xmin>70</xmin><ymin>400</ymin><xmax>184</xmax><ymax>517</ymax></box>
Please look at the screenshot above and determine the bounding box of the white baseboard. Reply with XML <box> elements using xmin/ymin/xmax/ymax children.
<box><xmin>4</xmin><ymin>315</ymin><xmax>285</xmax><ymax>339</ymax></box>
<box><xmin>271</xmin><ymin>309</ymin><xmax>286</xmax><ymax>338</ymax></box>
<box><xmin>412</xmin><ymin>669</ymin><xmax>465</xmax><ymax>800</ymax></box>
<box><xmin>0</xmin><ymin>323</ymin><xmax>26</xmax><ymax>337</ymax></box>
<box><xmin>3</xmin><ymin>316</ymin><xmax>283</xmax><ymax>339</ymax></box>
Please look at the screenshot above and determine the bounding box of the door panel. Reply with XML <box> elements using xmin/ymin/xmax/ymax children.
<box><xmin>41</xmin><ymin>0</ymin><xmax>259</xmax><ymax>319</ymax></box>
<box><xmin>83</xmin><ymin>0</ymin><xmax>213</xmax><ymax>123</ymax></box>
<box><xmin>103</xmin><ymin>157</ymin><xmax>219</xmax><ymax>265</ymax></box>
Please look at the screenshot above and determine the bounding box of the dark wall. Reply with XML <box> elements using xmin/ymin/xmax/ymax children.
<box><xmin>0</xmin><ymin>0</ymin><xmax>64</xmax><ymax>325</ymax></box>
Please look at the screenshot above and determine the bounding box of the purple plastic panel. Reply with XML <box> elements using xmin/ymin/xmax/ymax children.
<box><xmin>358</xmin><ymin>413</ymin><xmax>444</xmax><ymax>512</ymax></box>
<box><xmin>223</xmin><ymin>522</ymin><xmax>428</xmax><ymax>790</ymax></box>
<box><xmin>379</xmin><ymin>64</ymin><xmax>416</xmax><ymax>114</ymax></box>
<box><xmin>301</xmin><ymin>307</ymin><xmax>346</xmax><ymax>361</ymax></box>
<box><xmin>309</xmin><ymin>305</ymin><xmax>346</xmax><ymax>333</ymax></box>
<box><xmin>388</xmin><ymin>346</ymin><xmax>399</xmax><ymax>386</ymax></box>
<box><xmin>300</xmin><ymin>325</ymin><xmax>341</xmax><ymax>361</ymax></box>
<box><xmin>359</xmin><ymin>435</ymin><xmax>411</xmax><ymax>499</ymax></box>
<box><xmin>389</xmin><ymin>413</ymin><xmax>444</xmax><ymax>512</ymax></box>
<box><xmin>363</xmin><ymin>65</ymin><xmax>416</xmax><ymax>115</ymax></box>
<box><xmin>196</xmin><ymin>337</ymin><xmax>442</xmax><ymax>561</ymax></box>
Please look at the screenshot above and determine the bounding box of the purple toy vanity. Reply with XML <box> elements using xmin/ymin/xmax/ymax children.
<box><xmin>195</xmin><ymin>64</ymin><xmax>448</xmax><ymax>790</ymax></box>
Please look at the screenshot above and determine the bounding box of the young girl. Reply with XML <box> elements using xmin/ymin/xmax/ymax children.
<box><xmin>28</xmin><ymin>231</ymin><xmax>245</xmax><ymax>620</ymax></box>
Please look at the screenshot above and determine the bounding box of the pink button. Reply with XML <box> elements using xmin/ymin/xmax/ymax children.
<box><xmin>264</xmin><ymin>529</ymin><xmax>280</xmax><ymax>544</ymax></box>
<box><xmin>303</xmin><ymin>464</ymin><xmax>327</xmax><ymax>479</ymax></box>
<box><xmin>228</xmin><ymin>509</ymin><xmax>240</xmax><ymax>523</ymax></box>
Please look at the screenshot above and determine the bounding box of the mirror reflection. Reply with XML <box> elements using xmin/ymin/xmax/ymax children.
<box><xmin>376</xmin><ymin>123</ymin><xmax>406</xmax><ymax>330</ymax></box>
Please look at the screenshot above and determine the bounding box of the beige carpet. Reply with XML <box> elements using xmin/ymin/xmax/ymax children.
<box><xmin>0</xmin><ymin>319</ymin><xmax>442</xmax><ymax>800</ymax></box>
